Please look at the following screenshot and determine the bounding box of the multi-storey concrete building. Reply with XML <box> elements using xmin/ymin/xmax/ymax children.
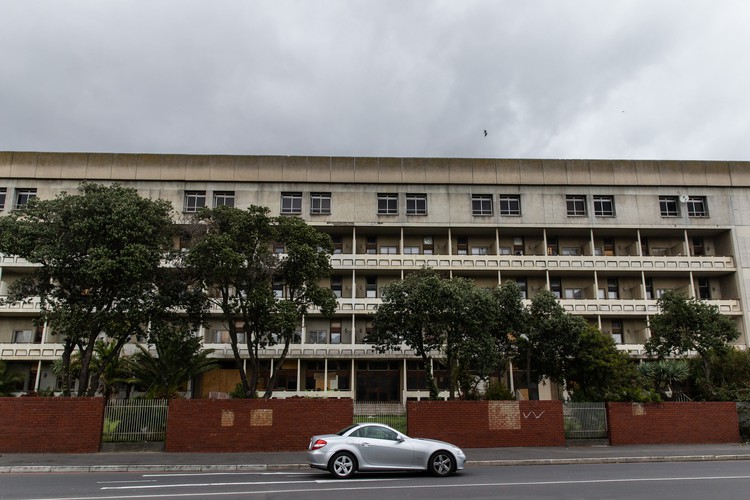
<box><xmin>1</xmin><ymin>152</ymin><xmax>748</xmax><ymax>401</ymax></box>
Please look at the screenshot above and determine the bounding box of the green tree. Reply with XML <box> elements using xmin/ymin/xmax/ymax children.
<box><xmin>686</xmin><ymin>348</ymin><xmax>750</xmax><ymax>401</ymax></box>
<box><xmin>0</xmin><ymin>183</ymin><xmax>193</xmax><ymax>397</ymax></box>
<box><xmin>0</xmin><ymin>361</ymin><xmax>24</xmax><ymax>396</ymax></box>
<box><xmin>442</xmin><ymin>277</ymin><xmax>499</xmax><ymax>399</ymax></box>
<box><xmin>370</xmin><ymin>270</ymin><xmax>446</xmax><ymax>399</ymax></box>
<box><xmin>127</xmin><ymin>327</ymin><xmax>217</xmax><ymax>399</ymax></box>
<box><xmin>645</xmin><ymin>291</ymin><xmax>740</xmax><ymax>385</ymax></box>
<box><xmin>513</xmin><ymin>290</ymin><xmax>588</xmax><ymax>394</ymax></box>
<box><xmin>371</xmin><ymin>269</ymin><xmax>499</xmax><ymax>399</ymax></box>
<box><xmin>186</xmin><ymin>205</ymin><xmax>337</xmax><ymax>399</ymax></box>
<box><xmin>566</xmin><ymin>325</ymin><xmax>654</xmax><ymax>402</ymax></box>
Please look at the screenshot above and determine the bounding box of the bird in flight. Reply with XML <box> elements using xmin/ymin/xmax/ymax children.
<box><xmin>483</xmin><ymin>130</ymin><xmax>488</xmax><ymax>137</ymax></box>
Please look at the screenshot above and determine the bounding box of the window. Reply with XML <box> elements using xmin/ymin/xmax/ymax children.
<box><xmin>566</xmin><ymin>195</ymin><xmax>587</xmax><ymax>216</ymax></box>
<box><xmin>405</xmin><ymin>194</ymin><xmax>427</xmax><ymax>215</ymax></box>
<box><xmin>330</xmin><ymin>321</ymin><xmax>342</xmax><ymax>344</ymax></box>
<box><xmin>13</xmin><ymin>330</ymin><xmax>33</xmax><ymax>343</ymax></box>
<box><xmin>310</xmin><ymin>192</ymin><xmax>331</xmax><ymax>214</ymax></box>
<box><xmin>471</xmin><ymin>246</ymin><xmax>489</xmax><ymax>255</ymax></box>
<box><xmin>332</xmin><ymin>235</ymin><xmax>343</xmax><ymax>254</ymax></box>
<box><xmin>692</xmin><ymin>237</ymin><xmax>704</xmax><ymax>256</ymax></box>
<box><xmin>561</xmin><ymin>247</ymin><xmax>581</xmax><ymax>256</ymax></box>
<box><xmin>564</xmin><ymin>288</ymin><xmax>584</xmax><ymax>299</ymax></box>
<box><xmin>210</xmin><ymin>330</ymin><xmax>246</xmax><ymax>344</ymax></box>
<box><xmin>550</xmin><ymin>278</ymin><xmax>562</xmax><ymax>299</ymax></box>
<box><xmin>547</xmin><ymin>237</ymin><xmax>558</xmax><ymax>256</ymax></box>
<box><xmin>457</xmin><ymin>236</ymin><xmax>468</xmax><ymax>255</ymax></box>
<box><xmin>515</xmin><ymin>278</ymin><xmax>528</xmax><ymax>299</ymax></box>
<box><xmin>697</xmin><ymin>278</ymin><xmax>711</xmax><ymax>299</ymax></box>
<box><xmin>607</xmin><ymin>278</ymin><xmax>619</xmax><ymax>299</ymax></box>
<box><xmin>14</xmin><ymin>188</ymin><xmax>37</xmax><ymax>210</ymax></box>
<box><xmin>498</xmin><ymin>195</ymin><xmax>521</xmax><ymax>216</ymax></box>
<box><xmin>213</xmin><ymin>191</ymin><xmax>235</xmax><ymax>208</ymax></box>
<box><xmin>645</xmin><ymin>278</ymin><xmax>654</xmax><ymax>299</ymax></box>
<box><xmin>183</xmin><ymin>191</ymin><xmax>206</xmax><ymax>212</ymax></box>
<box><xmin>377</xmin><ymin>193</ymin><xmax>398</xmax><ymax>215</ymax></box>
<box><xmin>281</xmin><ymin>192</ymin><xmax>302</xmax><ymax>214</ymax></box>
<box><xmin>308</xmin><ymin>330</ymin><xmax>327</xmax><ymax>344</ymax></box>
<box><xmin>687</xmin><ymin>196</ymin><xmax>708</xmax><ymax>217</ymax></box>
<box><xmin>331</xmin><ymin>276</ymin><xmax>342</xmax><ymax>298</ymax></box>
<box><xmin>365</xmin><ymin>275</ymin><xmax>377</xmax><ymax>298</ymax></box>
<box><xmin>593</xmin><ymin>195</ymin><xmax>615</xmax><ymax>217</ymax></box>
<box><xmin>379</xmin><ymin>246</ymin><xmax>397</xmax><ymax>255</ymax></box>
<box><xmin>423</xmin><ymin>236</ymin><xmax>434</xmax><ymax>254</ymax></box>
<box><xmin>403</xmin><ymin>246</ymin><xmax>420</xmax><ymax>254</ymax></box>
<box><xmin>659</xmin><ymin>196</ymin><xmax>680</xmax><ymax>217</ymax></box>
<box><xmin>611</xmin><ymin>320</ymin><xmax>623</xmax><ymax>344</ymax></box>
<box><xmin>471</xmin><ymin>194</ymin><xmax>493</xmax><ymax>216</ymax></box>
<box><xmin>0</xmin><ymin>187</ymin><xmax>6</xmax><ymax>210</ymax></box>
<box><xmin>365</xmin><ymin>236</ymin><xmax>377</xmax><ymax>254</ymax></box>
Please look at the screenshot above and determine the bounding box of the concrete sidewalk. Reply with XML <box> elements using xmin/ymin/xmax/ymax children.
<box><xmin>2</xmin><ymin>443</ymin><xmax>749</xmax><ymax>473</ymax></box>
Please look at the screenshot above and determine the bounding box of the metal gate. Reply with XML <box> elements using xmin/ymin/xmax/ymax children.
<box><xmin>354</xmin><ymin>401</ymin><xmax>407</xmax><ymax>434</ymax></box>
<box><xmin>103</xmin><ymin>399</ymin><xmax>169</xmax><ymax>443</ymax></box>
<box><xmin>563</xmin><ymin>402</ymin><xmax>608</xmax><ymax>439</ymax></box>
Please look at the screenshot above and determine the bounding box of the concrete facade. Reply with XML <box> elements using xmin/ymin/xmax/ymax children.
<box><xmin>1</xmin><ymin>152</ymin><xmax>749</xmax><ymax>401</ymax></box>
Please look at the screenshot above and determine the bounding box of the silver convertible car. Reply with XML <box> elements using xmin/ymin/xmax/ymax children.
<box><xmin>307</xmin><ymin>422</ymin><xmax>466</xmax><ymax>479</ymax></box>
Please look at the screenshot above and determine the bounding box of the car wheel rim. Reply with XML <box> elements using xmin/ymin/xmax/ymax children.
<box><xmin>334</xmin><ymin>456</ymin><xmax>353</xmax><ymax>476</ymax></box>
<box><xmin>433</xmin><ymin>454</ymin><xmax>452</xmax><ymax>475</ymax></box>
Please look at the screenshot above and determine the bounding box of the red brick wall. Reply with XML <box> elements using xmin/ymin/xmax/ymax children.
<box><xmin>165</xmin><ymin>398</ymin><xmax>353</xmax><ymax>452</ymax></box>
<box><xmin>607</xmin><ymin>402</ymin><xmax>740</xmax><ymax>445</ymax></box>
<box><xmin>0</xmin><ymin>397</ymin><xmax>105</xmax><ymax>453</ymax></box>
<box><xmin>407</xmin><ymin>400</ymin><xmax>565</xmax><ymax>448</ymax></box>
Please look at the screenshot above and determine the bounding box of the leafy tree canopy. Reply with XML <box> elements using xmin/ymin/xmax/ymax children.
<box><xmin>186</xmin><ymin>205</ymin><xmax>336</xmax><ymax>398</ymax></box>
<box><xmin>0</xmin><ymin>182</ymin><xmax>198</xmax><ymax>396</ymax></box>
<box><xmin>567</xmin><ymin>326</ymin><xmax>656</xmax><ymax>402</ymax></box>
<box><xmin>645</xmin><ymin>291</ymin><xmax>740</xmax><ymax>384</ymax></box>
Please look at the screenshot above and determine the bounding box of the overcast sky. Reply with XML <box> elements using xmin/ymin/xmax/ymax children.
<box><xmin>1</xmin><ymin>1</ymin><xmax>749</xmax><ymax>161</ymax></box>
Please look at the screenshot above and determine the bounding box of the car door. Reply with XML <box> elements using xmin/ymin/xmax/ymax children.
<box><xmin>356</xmin><ymin>425</ymin><xmax>415</xmax><ymax>468</ymax></box>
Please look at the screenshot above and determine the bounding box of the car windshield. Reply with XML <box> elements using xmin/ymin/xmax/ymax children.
<box><xmin>336</xmin><ymin>424</ymin><xmax>359</xmax><ymax>436</ymax></box>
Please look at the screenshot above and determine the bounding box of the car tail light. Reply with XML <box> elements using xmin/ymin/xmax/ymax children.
<box><xmin>311</xmin><ymin>439</ymin><xmax>327</xmax><ymax>450</ymax></box>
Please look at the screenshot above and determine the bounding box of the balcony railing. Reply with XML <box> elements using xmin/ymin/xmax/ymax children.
<box><xmin>329</xmin><ymin>254</ymin><xmax>736</xmax><ymax>271</ymax></box>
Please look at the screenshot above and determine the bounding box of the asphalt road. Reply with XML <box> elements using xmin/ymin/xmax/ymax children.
<box><xmin>3</xmin><ymin>461</ymin><xmax>750</xmax><ymax>500</ymax></box>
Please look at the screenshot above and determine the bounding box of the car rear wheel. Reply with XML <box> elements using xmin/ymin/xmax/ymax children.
<box><xmin>329</xmin><ymin>451</ymin><xmax>357</xmax><ymax>479</ymax></box>
<box><xmin>428</xmin><ymin>451</ymin><xmax>455</xmax><ymax>477</ymax></box>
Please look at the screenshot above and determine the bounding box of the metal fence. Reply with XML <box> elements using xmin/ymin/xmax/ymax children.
<box><xmin>563</xmin><ymin>402</ymin><xmax>608</xmax><ymax>439</ymax></box>
<box><xmin>353</xmin><ymin>402</ymin><xmax>407</xmax><ymax>434</ymax></box>
<box><xmin>103</xmin><ymin>399</ymin><xmax>169</xmax><ymax>443</ymax></box>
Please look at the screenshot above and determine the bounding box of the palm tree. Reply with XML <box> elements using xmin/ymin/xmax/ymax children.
<box><xmin>127</xmin><ymin>329</ymin><xmax>217</xmax><ymax>399</ymax></box>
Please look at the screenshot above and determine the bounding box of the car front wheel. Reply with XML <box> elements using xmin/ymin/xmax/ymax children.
<box><xmin>428</xmin><ymin>451</ymin><xmax>455</xmax><ymax>477</ymax></box>
<box><xmin>329</xmin><ymin>451</ymin><xmax>357</xmax><ymax>479</ymax></box>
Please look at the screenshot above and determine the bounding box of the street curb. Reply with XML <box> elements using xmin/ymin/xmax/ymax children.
<box><xmin>467</xmin><ymin>454</ymin><xmax>750</xmax><ymax>467</ymax></box>
<box><xmin>2</xmin><ymin>455</ymin><xmax>750</xmax><ymax>473</ymax></box>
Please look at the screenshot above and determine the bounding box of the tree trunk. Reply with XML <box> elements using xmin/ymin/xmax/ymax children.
<box><xmin>60</xmin><ymin>338</ymin><xmax>74</xmax><ymax>397</ymax></box>
<box><xmin>264</xmin><ymin>337</ymin><xmax>292</xmax><ymax>399</ymax></box>
<box><xmin>227</xmin><ymin>326</ymin><xmax>251</xmax><ymax>397</ymax></box>
<box><xmin>76</xmin><ymin>332</ymin><xmax>98</xmax><ymax>396</ymax></box>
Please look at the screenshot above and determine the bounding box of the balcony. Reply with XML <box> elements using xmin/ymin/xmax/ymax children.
<box><xmin>0</xmin><ymin>254</ymin><xmax>34</xmax><ymax>267</ymax></box>
<box><xmin>559</xmin><ymin>298</ymin><xmax>741</xmax><ymax>315</ymax></box>
<box><xmin>0</xmin><ymin>296</ymin><xmax>42</xmax><ymax>315</ymax></box>
<box><xmin>0</xmin><ymin>343</ymin><xmax>64</xmax><ymax>360</ymax></box>
<box><xmin>329</xmin><ymin>254</ymin><xmax>736</xmax><ymax>272</ymax></box>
